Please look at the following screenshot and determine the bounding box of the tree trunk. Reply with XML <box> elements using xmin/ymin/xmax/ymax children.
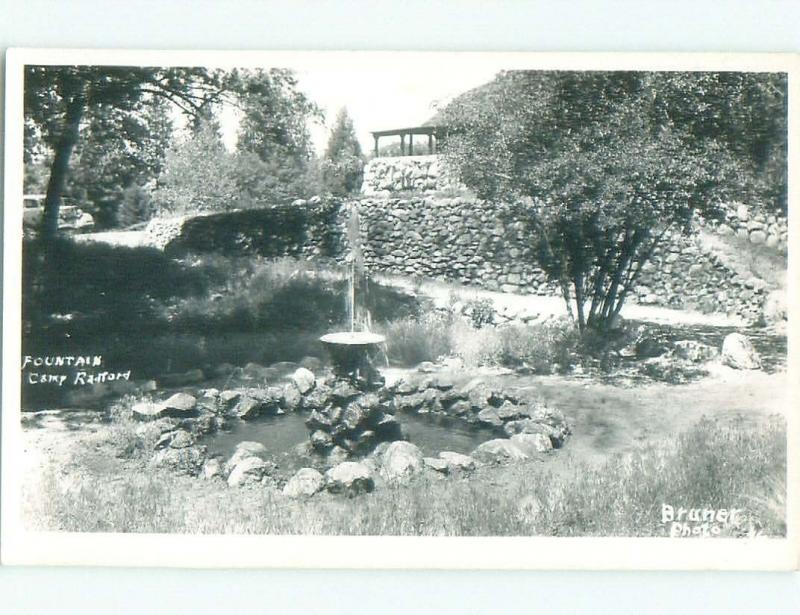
<box><xmin>41</xmin><ymin>86</ymin><xmax>85</xmax><ymax>241</ymax></box>
<box><xmin>573</xmin><ymin>274</ymin><xmax>586</xmax><ymax>331</ymax></box>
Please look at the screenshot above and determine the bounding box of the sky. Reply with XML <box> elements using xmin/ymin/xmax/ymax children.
<box><xmin>218</xmin><ymin>59</ymin><xmax>503</xmax><ymax>155</ymax></box>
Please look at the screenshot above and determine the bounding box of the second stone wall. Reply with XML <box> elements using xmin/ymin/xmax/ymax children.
<box><xmin>361</xmin><ymin>155</ymin><xmax>461</xmax><ymax>195</ymax></box>
<box><xmin>353</xmin><ymin>196</ymin><xmax>777</xmax><ymax>323</ymax></box>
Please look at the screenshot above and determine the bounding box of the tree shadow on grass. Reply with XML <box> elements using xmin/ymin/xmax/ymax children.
<box><xmin>23</xmin><ymin>237</ymin><xmax>209</xmax><ymax>340</ymax></box>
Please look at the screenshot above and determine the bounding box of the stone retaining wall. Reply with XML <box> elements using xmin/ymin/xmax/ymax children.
<box><xmin>634</xmin><ymin>230</ymin><xmax>767</xmax><ymax>322</ymax></box>
<box><xmin>150</xmin><ymin>195</ymin><xmax>786</xmax><ymax>324</ymax></box>
<box><xmin>353</xmin><ymin>197</ymin><xmax>781</xmax><ymax>323</ymax></box>
<box><xmin>361</xmin><ymin>155</ymin><xmax>461</xmax><ymax>195</ymax></box>
<box><xmin>705</xmin><ymin>202</ymin><xmax>788</xmax><ymax>251</ymax></box>
<box><xmin>146</xmin><ymin>200</ymin><xmax>344</xmax><ymax>259</ymax></box>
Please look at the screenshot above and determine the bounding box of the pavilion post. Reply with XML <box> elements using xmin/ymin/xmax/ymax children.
<box><xmin>374</xmin><ymin>135</ymin><xmax>379</xmax><ymax>157</ymax></box>
<box><xmin>409</xmin><ymin>133</ymin><xmax>413</xmax><ymax>156</ymax></box>
<box><xmin>428</xmin><ymin>134</ymin><xmax>433</xmax><ymax>154</ymax></box>
<box><xmin>400</xmin><ymin>134</ymin><xmax>405</xmax><ymax>156</ymax></box>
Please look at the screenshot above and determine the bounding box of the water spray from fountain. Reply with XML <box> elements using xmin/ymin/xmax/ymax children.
<box><xmin>345</xmin><ymin>201</ymin><xmax>369</xmax><ymax>332</ymax></box>
<box><xmin>320</xmin><ymin>201</ymin><xmax>385</xmax><ymax>388</ymax></box>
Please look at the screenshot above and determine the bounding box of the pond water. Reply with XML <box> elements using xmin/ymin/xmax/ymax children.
<box><xmin>397</xmin><ymin>412</ymin><xmax>499</xmax><ymax>456</ymax></box>
<box><xmin>205</xmin><ymin>411</ymin><xmax>498</xmax><ymax>466</ymax></box>
<box><xmin>207</xmin><ymin>413</ymin><xmax>310</xmax><ymax>463</ymax></box>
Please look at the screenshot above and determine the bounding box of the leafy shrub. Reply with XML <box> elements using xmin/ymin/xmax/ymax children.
<box><xmin>463</xmin><ymin>297</ymin><xmax>496</xmax><ymax>328</ymax></box>
<box><xmin>116</xmin><ymin>183</ymin><xmax>155</xmax><ymax>228</ymax></box>
<box><xmin>497</xmin><ymin>319</ymin><xmax>581</xmax><ymax>374</ymax></box>
<box><xmin>449</xmin><ymin>318</ymin><xmax>504</xmax><ymax>367</ymax></box>
<box><xmin>377</xmin><ymin>312</ymin><xmax>454</xmax><ymax>366</ymax></box>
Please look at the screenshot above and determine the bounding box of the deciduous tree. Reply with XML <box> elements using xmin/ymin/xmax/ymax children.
<box><xmin>439</xmin><ymin>71</ymin><xmax>786</xmax><ymax>332</ymax></box>
<box><xmin>24</xmin><ymin>65</ymin><xmax>223</xmax><ymax>238</ymax></box>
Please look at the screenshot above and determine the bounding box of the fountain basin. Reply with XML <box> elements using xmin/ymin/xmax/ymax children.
<box><xmin>319</xmin><ymin>332</ymin><xmax>386</xmax><ymax>346</ymax></box>
<box><xmin>320</xmin><ymin>332</ymin><xmax>386</xmax><ymax>386</ymax></box>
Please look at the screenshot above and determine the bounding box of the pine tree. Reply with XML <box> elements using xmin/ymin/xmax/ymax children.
<box><xmin>323</xmin><ymin>107</ymin><xmax>364</xmax><ymax>196</ymax></box>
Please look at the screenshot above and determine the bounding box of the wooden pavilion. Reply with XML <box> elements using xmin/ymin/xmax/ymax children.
<box><xmin>370</xmin><ymin>126</ymin><xmax>442</xmax><ymax>157</ymax></box>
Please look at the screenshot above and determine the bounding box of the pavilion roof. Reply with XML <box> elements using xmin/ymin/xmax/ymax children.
<box><xmin>370</xmin><ymin>125</ymin><xmax>441</xmax><ymax>138</ymax></box>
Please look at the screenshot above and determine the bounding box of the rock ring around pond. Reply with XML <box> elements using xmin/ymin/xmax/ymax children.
<box><xmin>133</xmin><ymin>364</ymin><xmax>571</xmax><ymax>497</ymax></box>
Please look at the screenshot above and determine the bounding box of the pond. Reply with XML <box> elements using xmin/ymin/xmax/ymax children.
<box><xmin>204</xmin><ymin>410</ymin><xmax>498</xmax><ymax>470</ymax></box>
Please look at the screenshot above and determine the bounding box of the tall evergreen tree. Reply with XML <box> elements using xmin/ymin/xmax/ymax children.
<box><xmin>322</xmin><ymin>107</ymin><xmax>364</xmax><ymax>195</ymax></box>
<box><xmin>231</xmin><ymin>68</ymin><xmax>323</xmax><ymax>204</ymax></box>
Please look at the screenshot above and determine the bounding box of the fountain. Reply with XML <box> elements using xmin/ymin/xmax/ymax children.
<box><xmin>303</xmin><ymin>202</ymin><xmax>400</xmax><ymax>458</ymax></box>
<box><xmin>319</xmin><ymin>202</ymin><xmax>385</xmax><ymax>389</ymax></box>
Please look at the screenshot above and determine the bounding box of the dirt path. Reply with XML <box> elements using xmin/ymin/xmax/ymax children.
<box><xmin>375</xmin><ymin>272</ymin><xmax>748</xmax><ymax>327</ymax></box>
<box><xmin>73</xmin><ymin>230</ymin><xmax>151</xmax><ymax>248</ymax></box>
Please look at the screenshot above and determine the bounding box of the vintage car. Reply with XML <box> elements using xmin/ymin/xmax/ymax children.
<box><xmin>23</xmin><ymin>194</ymin><xmax>95</xmax><ymax>232</ymax></box>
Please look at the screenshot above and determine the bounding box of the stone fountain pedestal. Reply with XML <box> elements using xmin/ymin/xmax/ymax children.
<box><xmin>306</xmin><ymin>331</ymin><xmax>401</xmax><ymax>459</ymax></box>
<box><xmin>319</xmin><ymin>331</ymin><xmax>386</xmax><ymax>389</ymax></box>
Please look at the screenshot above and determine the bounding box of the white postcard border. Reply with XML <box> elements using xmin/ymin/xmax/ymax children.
<box><xmin>3</xmin><ymin>49</ymin><xmax>798</xmax><ymax>570</ymax></box>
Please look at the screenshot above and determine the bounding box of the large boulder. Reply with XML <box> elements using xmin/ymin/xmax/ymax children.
<box><xmin>472</xmin><ymin>439</ymin><xmax>529</xmax><ymax>464</ymax></box>
<box><xmin>305</xmin><ymin>409</ymin><xmax>333</xmax><ymax>431</ymax></box>
<box><xmin>341</xmin><ymin>402</ymin><xmax>369</xmax><ymax>431</ymax></box>
<box><xmin>283</xmin><ymin>468</ymin><xmax>326</xmax><ymax>498</ymax></box>
<box><xmin>290</xmin><ymin>367</ymin><xmax>316</xmax><ymax>395</ymax></box>
<box><xmin>438</xmin><ymin>451</ymin><xmax>477</xmax><ymax>472</ymax></box>
<box><xmin>467</xmin><ymin>383</ymin><xmax>495</xmax><ymax>409</ymax></box>
<box><xmin>503</xmin><ymin>419</ymin><xmax>559</xmax><ymax>443</ymax></box>
<box><xmin>153</xmin><ymin>445</ymin><xmax>206</xmax><ymax>475</ymax></box>
<box><xmin>325</xmin><ymin>461</ymin><xmax>375</xmax><ymax>496</ymax></box>
<box><xmin>510</xmin><ymin>433</ymin><xmax>553</xmax><ymax>455</ymax></box>
<box><xmin>394</xmin><ymin>379</ymin><xmax>418</xmax><ymax>395</ymax></box>
<box><xmin>476</xmin><ymin>407</ymin><xmax>503</xmax><ymax>428</ymax></box>
<box><xmin>327</xmin><ymin>445</ymin><xmax>350</xmax><ymax>466</ymax></box>
<box><xmin>281</xmin><ymin>384</ymin><xmax>303</xmax><ymax>411</ymax></box>
<box><xmin>381</xmin><ymin>441</ymin><xmax>424</xmax><ymax>481</ymax></box>
<box><xmin>329</xmin><ymin>381</ymin><xmax>360</xmax><ymax>404</ymax></box>
<box><xmin>496</xmin><ymin>401</ymin><xmax>523</xmax><ymax>421</ymax></box>
<box><xmin>310</xmin><ymin>429</ymin><xmax>334</xmax><ymax>451</ymax></box>
<box><xmin>226</xmin><ymin>441</ymin><xmax>270</xmax><ymax>471</ymax></box>
<box><xmin>154</xmin><ymin>429</ymin><xmax>195</xmax><ymax>450</ymax></box>
<box><xmin>201</xmin><ymin>457</ymin><xmax>223</xmax><ymax>480</ymax></box>
<box><xmin>219</xmin><ymin>389</ymin><xmax>242</xmax><ymax>408</ymax></box>
<box><xmin>132</xmin><ymin>393</ymin><xmax>197</xmax><ymax>421</ymax></box>
<box><xmin>673</xmin><ymin>340</ymin><xmax>719</xmax><ymax>363</ymax></box>
<box><xmin>423</xmin><ymin>457</ymin><xmax>449</xmax><ymax>473</ymax></box>
<box><xmin>232</xmin><ymin>396</ymin><xmax>264</xmax><ymax>420</ymax></box>
<box><xmin>301</xmin><ymin>383</ymin><xmax>332</xmax><ymax>410</ymax></box>
<box><xmin>721</xmin><ymin>333</ymin><xmax>762</xmax><ymax>370</ymax></box>
<box><xmin>132</xmin><ymin>401</ymin><xmax>167</xmax><ymax>421</ymax></box>
<box><xmin>227</xmin><ymin>456</ymin><xmax>273</xmax><ymax>487</ymax></box>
